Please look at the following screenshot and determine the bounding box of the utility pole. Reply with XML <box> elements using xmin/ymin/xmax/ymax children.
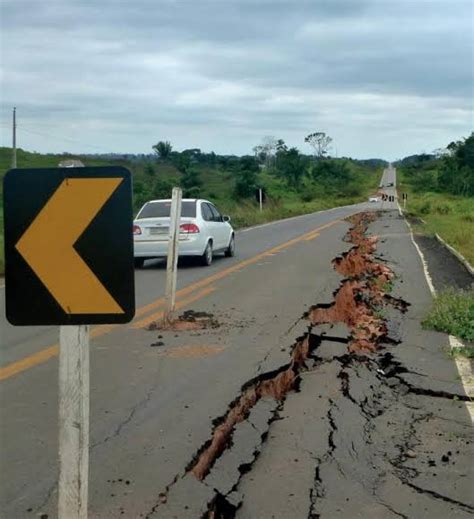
<box><xmin>12</xmin><ymin>107</ymin><xmax>17</xmax><ymax>168</ymax></box>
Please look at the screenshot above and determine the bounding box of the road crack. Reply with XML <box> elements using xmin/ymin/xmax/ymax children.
<box><xmin>146</xmin><ymin>212</ymin><xmax>471</xmax><ymax>518</ymax></box>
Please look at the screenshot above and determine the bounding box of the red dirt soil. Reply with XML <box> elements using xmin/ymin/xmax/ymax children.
<box><xmin>310</xmin><ymin>212</ymin><xmax>394</xmax><ymax>353</ymax></box>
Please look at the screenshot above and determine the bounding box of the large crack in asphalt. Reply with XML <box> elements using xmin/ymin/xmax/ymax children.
<box><xmin>146</xmin><ymin>212</ymin><xmax>472</xmax><ymax>519</ymax></box>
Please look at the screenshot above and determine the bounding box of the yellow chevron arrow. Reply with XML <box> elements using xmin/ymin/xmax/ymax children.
<box><xmin>16</xmin><ymin>178</ymin><xmax>124</xmax><ymax>314</ymax></box>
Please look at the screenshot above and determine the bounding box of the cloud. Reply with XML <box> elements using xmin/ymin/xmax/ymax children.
<box><xmin>0</xmin><ymin>0</ymin><xmax>472</xmax><ymax>159</ymax></box>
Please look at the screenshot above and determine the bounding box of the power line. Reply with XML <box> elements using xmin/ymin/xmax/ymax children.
<box><xmin>16</xmin><ymin>125</ymin><xmax>107</xmax><ymax>152</ymax></box>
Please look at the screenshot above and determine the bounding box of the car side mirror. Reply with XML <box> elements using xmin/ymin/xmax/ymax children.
<box><xmin>223</xmin><ymin>215</ymin><xmax>231</xmax><ymax>223</ymax></box>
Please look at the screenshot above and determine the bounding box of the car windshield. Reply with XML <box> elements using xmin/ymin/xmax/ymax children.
<box><xmin>137</xmin><ymin>201</ymin><xmax>197</xmax><ymax>219</ymax></box>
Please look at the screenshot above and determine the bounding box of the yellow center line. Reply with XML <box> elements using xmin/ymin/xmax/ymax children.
<box><xmin>304</xmin><ymin>232</ymin><xmax>320</xmax><ymax>241</ymax></box>
<box><xmin>0</xmin><ymin>218</ymin><xmax>343</xmax><ymax>381</ymax></box>
<box><xmin>0</xmin><ymin>324</ymin><xmax>117</xmax><ymax>382</ymax></box>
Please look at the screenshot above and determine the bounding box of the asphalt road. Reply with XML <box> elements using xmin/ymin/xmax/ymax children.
<box><xmin>0</xmin><ymin>169</ymin><xmax>411</xmax><ymax>518</ymax></box>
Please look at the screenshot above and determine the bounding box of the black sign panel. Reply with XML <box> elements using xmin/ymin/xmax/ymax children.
<box><xmin>3</xmin><ymin>166</ymin><xmax>135</xmax><ymax>325</ymax></box>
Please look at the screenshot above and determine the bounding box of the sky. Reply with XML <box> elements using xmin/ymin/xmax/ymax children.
<box><xmin>0</xmin><ymin>0</ymin><xmax>472</xmax><ymax>160</ymax></box>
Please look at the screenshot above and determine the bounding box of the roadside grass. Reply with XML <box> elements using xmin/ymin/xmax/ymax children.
<box><xmin>218</xmin><ymin>193</ymin><xmax>366</xmax><ymax>229</ymax></box>
<box><xmin>219</xmin><ymin>162</ymin><xmax>380</xmax><ymax>229</ymax></box>
<box><xmin>422</xmin><ymin>288</ymin><xmax>474</xmax><ymax>342</ymax></box>
<box><xmin>397</xmin><ymin>173</ymin><xmax>474</xmax><ymax>265</ymax></box>
<box><xmin>449</xmin><ymin>346</ymin><xmax>474</xmax><ymax>359</ymax></box>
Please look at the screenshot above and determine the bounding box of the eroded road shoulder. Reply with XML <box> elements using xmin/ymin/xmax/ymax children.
<box><xmin>148</xmin><ymin>210</ymin><xmax>473</xmax><ymax>519</ymax></box>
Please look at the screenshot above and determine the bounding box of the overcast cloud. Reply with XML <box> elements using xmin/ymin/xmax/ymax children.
<box><xmin>0</xmin><ymin>0</ymin><xmax>472</xmax><ymax>159</ymax></box>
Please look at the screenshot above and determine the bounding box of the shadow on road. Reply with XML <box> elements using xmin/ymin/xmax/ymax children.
<box><xmin>138</xmin><ymin>254</ymin><xmax>230</xmax><ymax>271</ymax></box>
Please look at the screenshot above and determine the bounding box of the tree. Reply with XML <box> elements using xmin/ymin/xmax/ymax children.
<box><xmin>169</xmin><ymin>153</ymin><xmax>202</xmax><ymax>197</ymax></box>
<box><xmin>152</xmin><ymin>177</ymin><xmax>175</xmax><ymax>198</ymax></box>
<box><xmin>253</xmin><ymin>136</ymin><xmax>277</xmax><ymax>169</ymax></box>
<box><xmin>311</xmin><ymin>159</ymin><xmax>351</xmax><ymax>191</ymax></box>
<box><xmin>439</xmin><ymin>139</ymin><xmax>474</xmax><ymax>197</ymax></box>
<box><xmin>253</xmin><ymin>145</ymin><xmax>266</xmax><ymax>164</ymax></box>
<box><xmin>276</xmin><ymin>147</ymin><xmax>305</xmax><ymax>188</ymax></box>
<box><xmin>235</xmin><ymin>157</ymin><xmax>259</xmax><ymax>198</ymax></box>
<box><xmin>181</xmin><ymin>168</ymin><xmax>202</xmax><ymax>198</ymax></box>
<box><xmin>144</xmin><ymin>163</ymin><xmax>155</xmax><ymax>176</ymax></box>
<box><xmin>182</xmin><ymin>148</ymin><xmax>202</xmax><ymax>164</ymax></box>
<box><xmin>276</xmin><ymin>139</ymin><xmax>288</xmax><ymax>152</ymax></box>
<box><xmin>171</xmin><ymin>152</ymin><xmax>191</xmax><ymax>173</ymax></box>
<box><xmin>152</xmin><ymin>141</ymin><xmax>172</xmax><ymax>160</ymax></box>
<box><xmin>305</xmin><ymin>132</ymin><xmax>332</xmax><ymax>159</ymax></box>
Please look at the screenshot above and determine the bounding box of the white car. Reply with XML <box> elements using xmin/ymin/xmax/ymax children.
<box><xmin>369</xmin><ymin>196</ymin><xmax>380</xmax><ymax>203</ymax></box>
<box><xmin>133</xmin><ymin>198</ymin><xmax>235</xmax><ymax>267</ymax></box>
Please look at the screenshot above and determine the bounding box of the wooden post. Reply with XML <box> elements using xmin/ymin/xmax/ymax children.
<box><xmin>259</xmin><ymin>188</ymin><xmax>263</xmax><ymax>212</ymax></box>
<box><xmin>58</xmin><ymin>325</ymin><xmax>90</xmax><ymax>519</ymax></box>
<box><xmin>163</xmin><ymin>187</ymin><xmax>182</xmax><ymax>323</ymax></box>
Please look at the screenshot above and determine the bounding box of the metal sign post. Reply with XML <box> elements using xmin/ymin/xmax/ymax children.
<box><xmin>403</xmin><ymin>193</ymin><xmax>407</xmax><ymax>210</ymax></box>
<box><xmin>58</xmin><ymin>325</ymin><xmax>90</xmax><ymax>519</ymax></box>
<box><xmin>259</xmin><ymin>188</ymin><xmax>263</xmax><ymax>212</ymax></box>
<box><xmin>163</xmin><ymin>187</ymin><xmax>182</xmax><ymax>324</ymax></box>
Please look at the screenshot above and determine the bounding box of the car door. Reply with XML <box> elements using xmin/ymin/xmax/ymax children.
<box><xmin>208</xmin><ymin>203</ymin><xmax>228</xmax><ymax>250</ymax></box>
<box><xmin>200</xmin><ymin>202</ymin><xmax>217</xmax><ymax>246</ymax></box>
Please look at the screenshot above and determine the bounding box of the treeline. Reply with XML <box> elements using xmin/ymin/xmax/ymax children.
<box><xmin>133</xmin><ymin>134</ymin><xmax>385</xmax><ymax>210</ymax></box>
<box><xmin>397</xmin><ymin>134</ymin><xmax>474</xmax><ymax>197</ymax></box>
<box><xmin>0</xmin><ymin>135</ymin><xmax>386</xmax><ymax>215</ymax></box>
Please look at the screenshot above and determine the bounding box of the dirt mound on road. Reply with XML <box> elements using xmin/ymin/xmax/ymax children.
<box><xmin>148</xmin><ymin>310</ymin><xmax>220</xmax><ymax>331</ymax></box>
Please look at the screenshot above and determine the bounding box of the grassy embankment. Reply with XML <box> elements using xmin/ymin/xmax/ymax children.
<box><xmin>0</xmin><ymin>147</ymin><xmax>381</xmax><ymax>274</ymax></box>
<box><xmin>422</xmin><ymin>288</ymin><xmax>474</xmax><ymax>347</ymax></box>
<box><xmin>397</xmin><ymin>169</ymin><xmax>474</xmax><ymax>265</ymax></box>
<box><xmin>397</xmin><ymin>148</ymin><xmax>474</xmax><ymax>345</ymax></box>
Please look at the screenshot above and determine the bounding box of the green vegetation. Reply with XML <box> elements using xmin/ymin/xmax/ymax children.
<box><xmin>449</xmin><ymin>346</ymin><xmax>474</xmax><ymax>359</ymax></box>
<box><xmin>422</xmin><ymin>288</ymin><xmax>474</xmax><ymax>342</ymax></box>
<box><xmin>397</xmin><ymin>133</ymin><xmax>474</xmax><ymax>264</ymax></box>
<box><xmin>0</xmin><ymin>138</ymin><xmax>383</xmax><ymax>274</ymax></box>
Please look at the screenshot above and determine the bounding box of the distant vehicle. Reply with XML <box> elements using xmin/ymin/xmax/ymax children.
<box><xmin>369</xmin><ymin>196</ymin><xmax>380</xmax><ymax>203</ymax></box>
<box><xmin>133</xmin><ymin>199</ymin><xmax>235</xmax><ymax>267</ymax></box>
<box><xmin>58</xmin><ymin>159</ymin><xmax>85</xmax><ymax>168</ymax></box>
<box><xmin>387</xmin><ymin>182</ymin><xmax>394</xmax><ymax>187</ymax></box>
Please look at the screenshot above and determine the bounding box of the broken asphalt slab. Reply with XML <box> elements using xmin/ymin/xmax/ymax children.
<box><xmin>235</xmin><ymin>210</ymin><xmax>473</xmax><ymax>519</ymax></box>
<box><xmin>153</xmin><ymin>209</ymin><xmax>473</xmax><ymax>519</ymax></box>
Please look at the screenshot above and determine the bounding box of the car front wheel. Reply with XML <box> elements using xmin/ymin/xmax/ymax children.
<box><xmin>201</xmin><ymin>242</ymin><xmax>213</xmax><ymax>266</ymax></box>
